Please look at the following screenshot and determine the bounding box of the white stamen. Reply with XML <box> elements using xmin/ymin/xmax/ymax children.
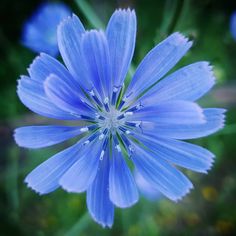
<box><xmin>89</xmin><ymin>90</ymin><xmax>95</xmax><ymax>96</ymax></box>
<box><xmin>124</xmin><ymin>112</ymin><xmax>133</xmax><ymax>117</ymax></box>
<box><xmin>113</xmin><ymin>87</ymin><xmax>119</xmax><ymax>93</ymax></box>
<box><xmin>129</xmin><ymin>145</ymin><xmax>134</xmax><ymax>152</ymax></box>
<box><xmin>70</xmin><ymin>113</ymin><xmax>81</xmax><ymax>118</ymax></box>
<box><xmin>99</xmin><ymin>150</ymin><xmax>105</xmax><ymax>160</ymax></box>
<box><xmin>99</xmin><ymin>133</ymin><xmax>105</xmax><ymax>140</ymax></box>
<box><xmin>83</xmin><ymin>140</ymin><xmax>90</xmax><ymax>145</ymax></box>
<box><xmin>125</xmin><ymin>130</ymin><xmax>131</xmax><ymax>135</ymax></box>
<box><xmin>136</xmin><ymin>104</ymin><xmax>142</xmax><ymax>110</ymax></box>
<box><xmin>104</xmin><ymin>97</ymin><xmax>109</xmax><ymax>104</ymax></box>
<box><xmin>116</xmin><ymin>145</ymin><xmax>121</xmax><ymax>152</ymax></box>
<box><xmin>80</xmin><ymin>127</ymin><xmax>89</xmax><ymax>132</ymax></box>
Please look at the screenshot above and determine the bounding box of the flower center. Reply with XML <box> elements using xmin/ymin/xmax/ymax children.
<box><xmin>99</xmin><ymin>107</ymin><xmax>124</xmax><ymax>131</ymax></box>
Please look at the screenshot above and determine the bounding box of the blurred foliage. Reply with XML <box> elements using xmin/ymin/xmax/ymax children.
<box><xmin>0</xmin><ymin>0</ymin><xmax>236</xmax><ymax>235</ymax></box>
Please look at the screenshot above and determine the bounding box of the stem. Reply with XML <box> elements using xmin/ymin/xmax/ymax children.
<box><xmin>167</xmin><ymin>0</ymin><xmax>185</xmax><ymax>34</ymax></box>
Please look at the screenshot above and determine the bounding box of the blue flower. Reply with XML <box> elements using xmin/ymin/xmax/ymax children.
<box><xmin>22</xmin><ymin>2</ymin><xmax>71</xmax><ymax>56</ymax></box>
<box><xmin>230</xmin><ymin>11</ymin><xmax>236</xmax><ymax>41</ymax></box>
<box><xmin>15</xmin><ymin>9</ymin><xmax>225</xmax><ymax>228</ymax></box>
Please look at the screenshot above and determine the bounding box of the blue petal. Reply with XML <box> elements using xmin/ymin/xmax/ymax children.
<box><xmin>130</xmin><ymin>101</ymin><xmax>205</xmax><ymax>125</ymax></box>
<box><xmin>109</xmin><ymin>147</ymin><xmax>138</xmax><ymax>208</ymax></box>
<box><xmin>59</xmin><ymin>140</ymin><xmax>103</xmax><ymax>193</ymax></box>
<box><xmin>57</xmin><ymin>14</ymin><xmax>91</xmax><ymax>88</ymax></box>
<box><xmin>22</xmin><ymin>3</ymin><xmax>71</xmax><ymax>56</ymax></box>
<box><xmin>28</xmin><ymin>53</ymin><xmax>79</xmax><ymax>88</ymax></box>
<box><xmin>106</xmin><ymin>9</ymin><xmax>136</xmax><ymax>87</ymax></box>
<box><xmin>81</xmin><ymin>30</ymin><xmax>112</xmax><ymax>98</ymax></box>
<box><xmin>134</xmin><ymin>134</ymin><xmax>214</xmax><ymax>173</ymax></box>
<box><xmin>134</xmin><ymin>169</ymin><xmax>161</xmax><ymax>200</ymax></box>
<box><xmin>28</xmin><ymin>53</ymin><xmax>92</xmax><ymax>107</ymax></box>
<box><xmin>140</xmin><ymin>62</ymin><xmax>215</xmax><ymax>106</ymax></box>
<box><xmin>14</xmin><ymin>125</ymin><xmax>83</xmax><ymax>149</ymax></box>
<box><xmin>25</xmin><ymin>141</ymin><xmax>82</xmax><ymax>195</ymax></box>
<box><xmin>125</xmin><ymin>32</ymin><xmax>192</xmax><ymax>102</ymax></box>
<box><xmin>131</xmin><ymin>142</ymin><xmax>193</xmax><ymax>201</ymax></box>
<box><xmin>230</xmin><ymin>12</ymin><xmax>236</xmax><ymax>41</ymax></box>
<box><xmin>44</xmin><ymin>74</ymin><xmax>95</xmax><ymax>116</ymax></box>
<box><xmin>17</xmin><ymin>76</ymin><xmax>76</xmax><ymax>120</ymax></box>
<box><xmin>87</xmin><ymin>152</ymin><xmax>114</xmax><ymax>228</ymax></box>
<box><xmin>140</xmin><ymin>108</ymin><xmax>226</xmax><ymax>139</ymax></box>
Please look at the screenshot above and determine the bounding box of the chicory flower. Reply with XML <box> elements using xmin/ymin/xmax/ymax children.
<box><xmin>15</xmin><ymin>9</ymin><xmax>225</xmax><ymax>228</ymax></box>
<box><xmin>22</xmin><ymin>2</ymin><xmax>71</xmax><ymax>56</ymax></box>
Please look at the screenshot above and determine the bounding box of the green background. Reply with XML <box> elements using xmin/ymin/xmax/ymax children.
<box><xmin>0</xmin><ymin>0</ymin><xmax>236</xmax><ymax>235</ymax></box>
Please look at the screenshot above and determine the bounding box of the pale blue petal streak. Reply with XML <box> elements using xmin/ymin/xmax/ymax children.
<box><xmin>109</xmin><ymin>148</ymin><xmax>138</xmax><ymax>208</ymax></box>
<box><xmin>28</xmin><ymin>53</ymin><xmax>77</xmax><ymax>87</ymax></box>
<box><xmin>59</xmin><ymin>140</ymin><xmax>102</xmax><ymax>193</ymax></box>
<box><xmin>25</xmin><ymin>142</ymin><xmax>81</xmax><ymax>195</ymax></box>
<box><xmin>87</xmin><ymin>152</ymin><xmax>114</xmax><ymax>228</ymax></box>
<box><xmin>81</xmin><ymin>30</ymin><xmax>112</xmax><ymax>98</ymax></box>
<box><xmin>135</xmin><ymin>134</ymin><xmax>214</xmax><ymax>173</ymax></box>
<box><xmin>125</xmin><ymin>32</ymin><xmax>192</xmax><ymax>101</ymax></box>
<box><xmin>17</xmin><ymin>76</ymin><xmax>76</xmax><ymax>120</ymax></box>
<box><xmin>57</xmin><ymin>14</ymin><xmax>91</xmax><ymax>88</ymax></box>
<box><xmin>140</xmin><ymin>108</ymin><xmax>226</xmax><ymax>139</ymax></box>
<box><xmin>44</xmin><ymin>74</ymin><xmax>94</xmax><ymax>116</ymax></box>
<box><xmin>131</xmin><ymin>143</ymin><xmax>193</xmax><ymax>201</ymax></box>
<box><xmin>130</xmin><ymin>101</ymin><xmax>205</xmax><ymax>124</ymax></box>
<box><xmin>14</xmin><ymin>126</ymin><xmax>83</xmax><ymax>148</ymax></box>
<box><xmin>106</xmin><ymin>9</ymin><xmax>137</xmax><ymax>87</ymax></box>
<box><xmin>140</xmin><ymin>62</ymin><xmax>215</xmax><ymax>106</ymax></box>
<box><xmin>28</xmin><ymin>52</ymin><xmax>85</xmax><ymax>100</ymax></box>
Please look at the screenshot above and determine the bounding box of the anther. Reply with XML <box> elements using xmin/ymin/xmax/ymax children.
<box><xmin>83</xmin><ymin>140</ymin><xmax>90</xmax><ymax>145</ymax></box>
<box><xmin>116</xmin><ymin>145</ymin><xmax>121</xmax><ymax>152</ymax></box>
<box><xmin>89</xmin><ymin>90</ymin><xmax>95</xmax><ymax>96</ymax></box>
<box><xmin>126</xmin><ymin>103</ymin><xmax>143</xmax><ymax>112</ymax></box>
<box><xmin>111</xmin><ymin>86</ymin><xmax>119</xmax><ymax>106</ymax></box>
<box><xmin>80</xmin><ymin>127</ymin><xmax>88</xmax><ymax>132</ymax></box>
<box><xmin>120</xmin><ymin>133</ymin><xmax>133</xmax><ymax>156</ymax></box>
<box><xmin>118</xmin><ymin>126</ymin><xmax>127</xmax><ymax>132</ymax></box>
<box><xmin>99</xmin><ymin>133</ymin><xmax>105</xmax><ymax>140</ymax></box>
<box><xmin>80</xmin><ymin>124</ymin><xmax>98</xmax><ymax>132</ymax></box>
<box><xmin>125</xmin><ymin>121</ymin><xmax>141</xmax><ymax>128</ymax></box>
<box><xmin>119</xmin><ymin>126</ymin><xmax>132</xmax><ymax>135</ymax></box>
<box><xmin>83</xmin><ymin>132</ymin><xmax>100</xmax><ymax>145</ymax></box>
<box><xmin>99</xmin><ymin>150</ymin><xmax>105</xmax><ymax>160</ymax></box>
<box><xmin>117</xmin><ymin>111</ymin><xmax>133</xmax><ymax>120</ymax></box>
<box><xmin>118</xmin><ymin>99</ymin><xmax>126</xmax><ymax>110</ymax></box>
<box><xmin>128</xmin><ymin>145</ymin><xmax>135</xmax><ymax>153</ymax></box>
<box><xmin>89</xmin><ymin>89</ymin><xmax>103</xmax><ymax>107</ymax></box>
<box><xmin>117</xmin><ymin>114</ymin><xmax>125</xmax><ymax>120</ymax></box>
<box><xmin>80</xmin><ymin>115</ymin><xmax>96</xmax><ymax>121</ymax></box>
<box><xmin>124</xmin><ymin>112</ymin><xmax>133</xmax><ymax>117</ymax></box>
<box><xmin>104</xmin><ymin>97</ymin><xmax>110</xmax><ymax>112</ymax></box>
<box><xmin>96</xmin><ymin>114</ymin><xmax>105</xmax><ymax>120</ymax></box>
<box><xmin>120</xmin><ymin>133</ymin><xmax>131</xmax><ymax>147</ymax></box>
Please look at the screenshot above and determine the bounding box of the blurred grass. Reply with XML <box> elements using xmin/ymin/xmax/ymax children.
<box><xmin>75</xmin><ymin>0</ymin><xmax>105</xmax><ymax>29</ymax></box>
<box><xmin>0</xmin><ymin>0</ymin><xmax>236</xmax><ymax>235</ymax></box>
